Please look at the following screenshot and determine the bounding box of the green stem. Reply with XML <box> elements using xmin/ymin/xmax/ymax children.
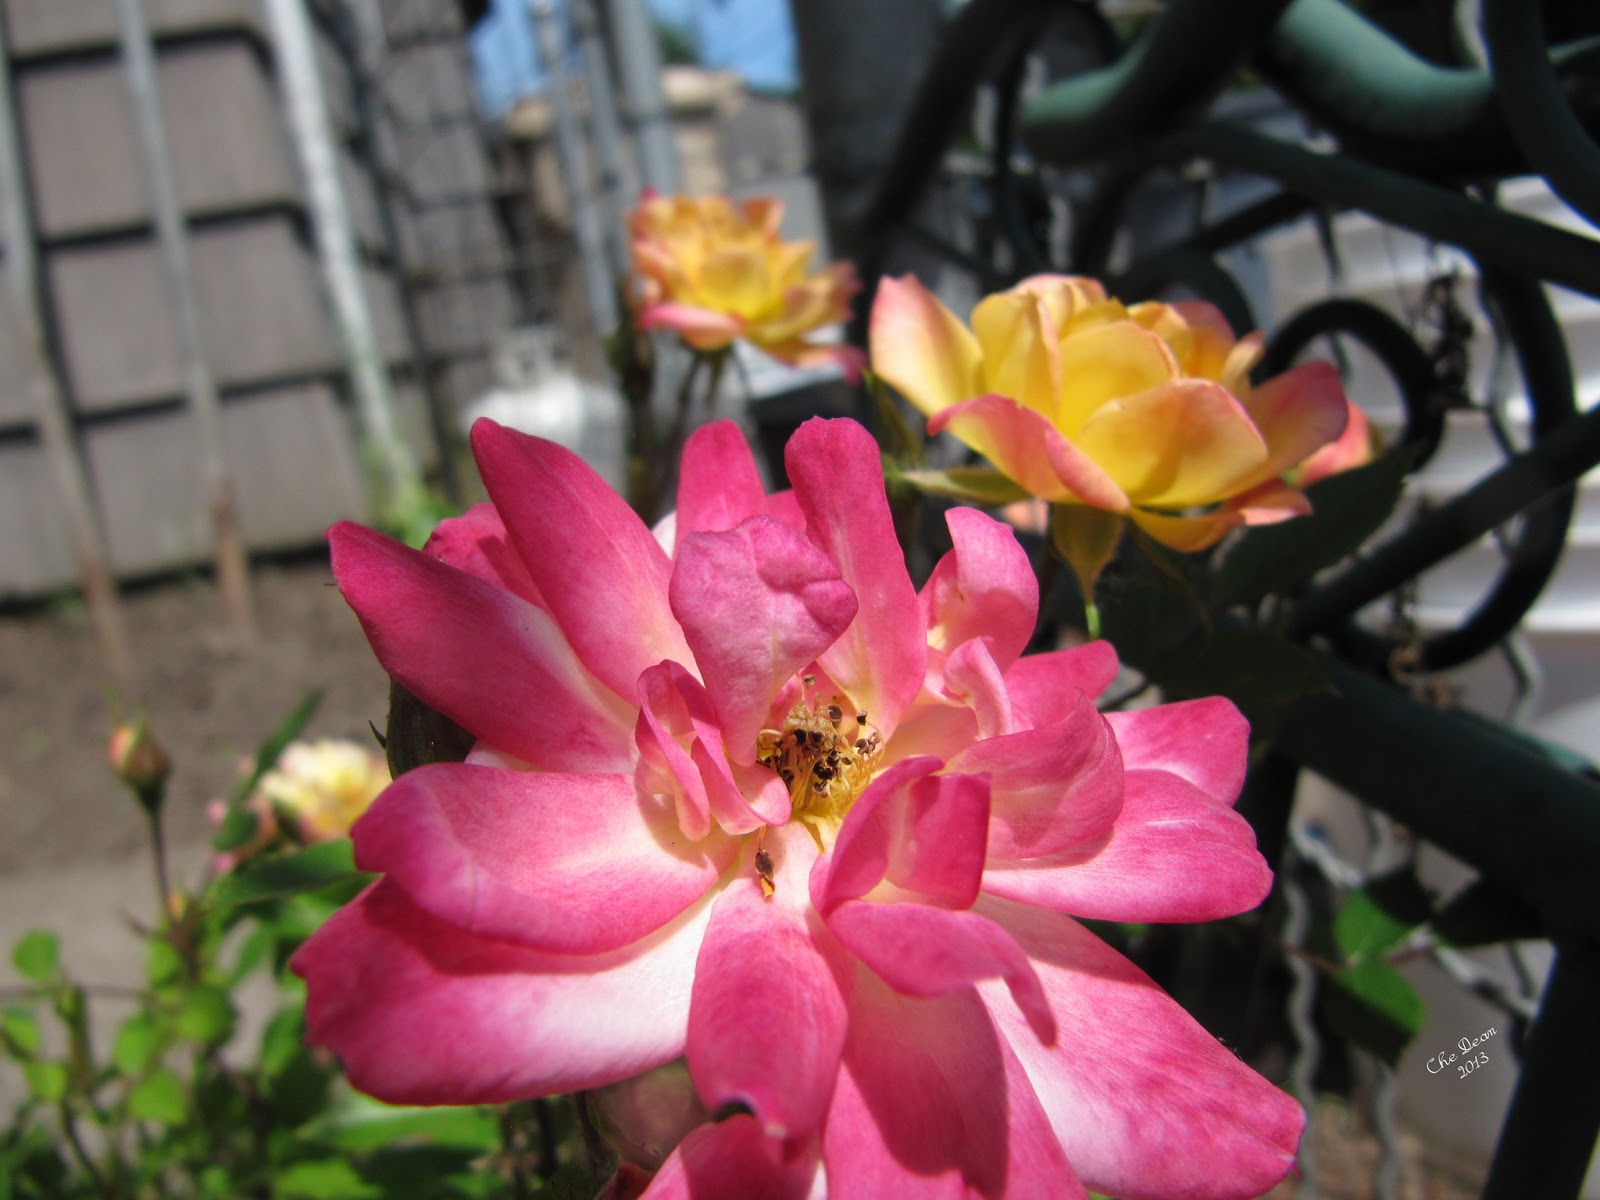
<box><xmin>145</xmin><ymin>808</ymin><xmax>172</xmax><ymax>922</ymax></box>
<box><xmin>58</xmin><ymin>1101</ymin><xmax>113</xmax><ymax>1199</ymax></box>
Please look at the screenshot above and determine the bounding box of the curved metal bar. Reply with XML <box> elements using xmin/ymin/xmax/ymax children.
<box><xmin>1294</xmin><ymin>270</ymin><xmax>1579</xmax><ymax>670</ymax></box>
<box><xmin>1261</xmin><ymin>297</ymin><xmax>1444</xmax><ymax>460</ymax></box>
<box><xmin>1290</xmin><ymin>400</ymin><xmax>1600</xmax><ymax>642</ymax></box>
<box><xmin>844</xmin><ymin>0</ymin><xmax>1060</xmax><ymax>246</ymax></box>
<box><xmin>1019</xmin><ymin>0</ymin><xmax>1296</xmax><ymax>165</ymax></box>
<box><xmin>1482</xmin><ymin>939</ymin><xmax>1600</xmax><ymax>1199</ymax></box>
<box><xmin>1484</xmin><ymin>0</ymin><xmax>1600</xmax><ymax>232</ymax></box>
<box><xmin>1276</xmin><ymin>659</ymin><xmax>1600</xmax><ymax>943</ymax></box>
<box><xmin>1063</xmin><ymin>121</ymin><xmax>1600</xmax><ymax>300</ymax></box>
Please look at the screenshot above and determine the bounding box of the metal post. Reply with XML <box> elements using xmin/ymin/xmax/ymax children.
<box><xmin>264</xmin><ymin>0</ymin><xmax>426</xmax><ymax>530</ymax></box>
<box><xmin>332</xmin><ymin>0</ymin><xmax>461</xmax><ymax>503</ymax></box>
<box><xmin>0</xmin><ymin>17</ymin><xmax>131</xmax><ymax>682</ymax></box>
<box><xmin>530</xmin><ymin>0</ymin><xmax>619</xmax><ymax>336</ymax></box>
<box><xmin>113</xmin><ymin>0</ymin><xmax>256</xmax><ymax>643</ymax></box>
<box><xmin>572</xmin><ymin>0</ymin><xmax>634</xmax><ymax>280</ymax></box>
<box><xmin>602</xmin><ymin>0</ymin><xmax>680</xmax><ymax>195</ymax></box>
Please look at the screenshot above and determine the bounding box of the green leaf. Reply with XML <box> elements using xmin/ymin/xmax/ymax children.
<box><xmin>312</xmin><ymin>1094</ymin><xmax>500</xmax><ymax>1151</ymax></box>
<box><xmin>146</xmin><ymin>938</ymin><xmax>185</xmax><ymax>989</ymax></box>
<box><xmin>273</xmin><ymin>1159</ymin><xmax>382</xmax><ymax>1200</ymax></box>
<box><xmin>1</xmin><ymin>1006</ymin><xmax>41</xmax><ymax>1058</ymax></box>
<box><xmin>892</xmin><ymin>466</ymin><xmax>1034</xmax><ymax>506</ymax></box>
<box><xmin>127</xmin><ymin>1068</ymin><xmax>187</xmax><ymax>1124</ymax></box>
<box><xmin>1323</xmin><ymin>959</ymin><xmax>1425</xmax><ymax>1069</ymax></box>
<box><xmin>174</xmin><ymin>986</ymin><xmax>235</xmax><ymax>1048</ymax></box>
<box><xmin>1333</xmin><ymin>868</ymin><xmax>1434</xmax><ymax>964</ymax></box>
<box><xmin>1096</xmin><ymin>544</ymin><xmax>1206</xmax><ymax>669</ymax></box>
<box><xmin>211</xmin><ymin>806</ymin><xmax>264</xmax><ymax>854</ymax></box>
<box><xmin>209</xmin><ymin>840</ymin><xmax>363</xmax><ymax>912</ymax></box>
<box><xmin>266</xmin><ymin>1046</ymin><xmax>335</xmax><ymax>1129</ymax></box>
<box><xmin>225</xmin><ymin>921</ymin><xmax>276</xmax><ymax>987</ymax></box>
<box><xmin>1431</xmin><ymin>878</ymin><xmax>1545</xmax><ymax>947</ymax></box>
<box><xmin>1144</xmin><ymin>628</ymin><xmax>1333</xmax><ymax>743</ymax></box>
<box><xmin>230</xmin><ymin>690</ymin><xmax>325</xmax><ymax>807</ymax></box>
<box><xmin>22</xmin><ymin>1060</ymin><xmax>68</xmax><ymax>1102</ymax></box>
<box><xmin>112</xmin><ymin>1012</ymin><xmax>164</xmax><ymax>1076</ymax></box>
<box><xmin>1216</xmin><ymin>446</ymin><xmax>1415</xmax><ymax>607</ymax></box>
<box><xmin>11</xmin><ymin>931</ymin><xmax>59</xmax><ymax>984</ymax></box>
<box><xmin>259</xmin><ymin>1008</ymin><xmax>305</xmax><ymax>1078</ymax></box>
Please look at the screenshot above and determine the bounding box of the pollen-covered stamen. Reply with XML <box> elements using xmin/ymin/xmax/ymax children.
<box><xmin>755</xmin><ymin>687</ymin><xmax>883</xmax><ymax>827</ymax></box>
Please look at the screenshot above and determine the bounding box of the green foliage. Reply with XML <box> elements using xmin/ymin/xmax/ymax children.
<box><xmin>890</xmin><ymin>466</ymin><xmax>1033</xmax><ymax>506</ymax></box>
<box><xmin>1332</xmin><ymin>868</ymin><xmax>1434</xmax><ymax>963</ymax></box>
<box><xmin>1215</xmin><ymin>446</ymin><xmax>1415</xmax><ymax>608</ymax></box>
<box><xmin>1324</xmin><ymin>959</ymin><xmax>1425</xmax><ymax>1070</ymax></box>
<box><xmin>2</xmin><ymin>695</ymin><xmax>557</xmax><ymax>1199</ymax></box>
<box><xmin>10</xmin><ymin>933</ymin><xmax>58</xmax><ymax>985</ymax></box>
<box><xmin>1430</xmin><ymin>878</ymin><xmax>1544</xmax><ymax>947</ymax></box>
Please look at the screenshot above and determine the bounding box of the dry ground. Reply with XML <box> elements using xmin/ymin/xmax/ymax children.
<box><xmin>0</xmin><ymin>557</ymin><xmax>388</xmax><ymax>873</ymax></box>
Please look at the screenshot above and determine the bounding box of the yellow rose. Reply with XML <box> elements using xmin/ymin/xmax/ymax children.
<box><xmin>870</xmin><ymin>273</ymin><xmax>1357</xmax><ymax>553</ymax></box>
<box><xmin>629</xmin><ymin>192</ymin><xmax>863</xmax><ymax>376</ymax></box>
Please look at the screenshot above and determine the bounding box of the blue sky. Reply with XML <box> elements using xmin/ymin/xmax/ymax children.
<box><xmin>470</xmin><ymin>0</ymin><xmax>798</xmax><ymax>117</ymax></box>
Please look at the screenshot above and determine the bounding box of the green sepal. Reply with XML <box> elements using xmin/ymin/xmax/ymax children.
<box><xmin>892</xmin><ymin>466</ymin><xmax>1034</xmax><ymax>506</ymax></box>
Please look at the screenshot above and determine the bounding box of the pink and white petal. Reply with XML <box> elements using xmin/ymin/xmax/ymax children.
<box><xmin>673</xmin><ymin>420</ymin><xmax>769</xmax><ymax>551</ymax></box>
<box><xmin>981</xmin><ymin>770</ymin><xmax>1272</xmax><ymax>923</ymax></box>
<box><xmin>635</xmin><ymin>662</ymin><xmax>715</xmax><ymax>841</ymax></box>
<box><xmin>786</xmin><ymin>418</ymin><xmax>926</xmax><ymax>736</ymax></box>
<box><xmin>762</xmin><ymin>487</ymin><xmax>807</xmax><ymax>534</ymax></box>
<box><xmin>919</xmin><ymin>506</ymin><xmax>1038</xmax><ymax>670</ymax></box>
<box><xmin>815</xmin><ymin>758</ymin><xmax>988</xmax><ymax>913</ymax></box>
<box><xmin>1073</xmin><ymin>379</ymin><xmax>1269</xmax><ymax>510</ymax></box>
<box><xmin>687</xmin><ymin>829</ymin><xmax>849</xmax><ymax>1141</ymax></box>
<box><xmin>942</xmin><ymin>638</ymin><xmax>1015</xmax><ymax>740</ymax></box>
<box><xmin>875</xmin><ymin>701</ymin><xmax>980</xmax><ymax>769</ymax></box>
<box><xmin>978</xmin><ymin>900</ymin><xmax>1305</xmax><ymax>1200</ymax></box>
<box><xmin>637</xmin><ymin>301</ymin><xmax>744</xmax><ymax>351</ymax></box>
<box><xmin>422</xmin><ymin>502</ymin><xmax>544</xmax><ymax>608</ymax></box>
<box><xmin>293</xmin><ymin>878</ymin><xmax>711</xmax><ymax>1106</ymax></box>
<box><xmin>1127</xmin><ymin>506</ymin><xmax>1243</xmax><ymax>553</ymax></box>
<box><xmin>330</xmin><ymin>521</ymin><xmax>636</xmax><ymax>773</ymax></box>
<box><xmin>1295</xmin><ymin>397</ymin><xmax>1373</xmax><ymax>487</ymax></box>
<box><xmin>1002</xmin><ymin>641</ymin><xmax>1120</xmax><ymax>730</ymax></box>
<box><xmin>352</xmin><ymin>764</ymin><xmax>731</xmax><ymax>955</ymax></box>
<box><xmin>812</xmin><ymin>757</ymin><xmax>936</xmax><ymax>910</ymax></box>
<box><xmin>950</xmin><ymin>693</ymin><xmax>1123</xmax><ymax>862</ymax></box>
<box><xmin>1233</xmin><ymin>360</ymin><xmax>1351</xmax><ymax>493</ymax></box>
<box><xmin>823</xmin><ymin>976</ymin><xmax>1083</xmax><ymax>1200</ymax></box>
<box><xmin>869</xmin><ymin>274</ymin><xmax>984</xmax><ymax>419</ymax></box>
<box><xmin>755</xmin><ymin>336</ymin><xmax>867</xmax><ymax>382</ymax></box>
<box><xmin>929</xmin><ymin>395</ymin><xmax>1129</xmax><ymax>511</ymax></box>
<box><xmin>641</xmin><ymin>1115</ymin><xmax>821</xmax><ymax>1200</ymax></box>
<box><xmin>826</xmin><ymin>899</ymin><xmax>1055</xmax><ymax>1042</ymax></box>
<box><xmin>1106</xmin><ymin>696</ymin><xmax>1247</xmax><ymax>803</ymax></box>
<box><xmin>691</xmin><ymin>729</ymin><xmax>790</xmax><ymax>834</ymax></box>
<box><xmin>1224</xmin><ymin>477</ymin><xmax>1313</xmax><ymax>525</ymax></box>
<box><xmin>470</xmin><ymin>419</ymin><xmax>693</xmax><ymax>699</ymax></box>
<box><xmin>671</xmin><ymin>517</ymin><xmax>858</xmax><ymax>758</ymax></box>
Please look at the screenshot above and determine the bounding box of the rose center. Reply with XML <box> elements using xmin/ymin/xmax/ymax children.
<box><xmin>755</xmin><ymin>683</ymin><xmax>883</xmax><ymax>833</ymax></box>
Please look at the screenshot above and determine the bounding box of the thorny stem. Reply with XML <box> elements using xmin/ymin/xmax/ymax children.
<box><xmin>57</xmin><ymin>1101</ymin><xmax>112</xmax><ymax>1199</ymax></box>
<box><xmin>145</xmin><ymin>808</ymin><xmax>173</xmax><ymax>924</ymax></box>
<box><xmin>534</xmin><ymin>1096</ymin><xmax>560</xmax><ymax>1181</ymax></box>
<box><xmin>500</xmin><ymin>1105</ymin><xmax>531</xmax><ymax>1200</ymax></box>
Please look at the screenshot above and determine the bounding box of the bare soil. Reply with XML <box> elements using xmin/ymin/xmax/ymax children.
<box><xmin>0</xmin><ymin>556</ymin><xmax>388</xmax><ymax>874</ymax></box>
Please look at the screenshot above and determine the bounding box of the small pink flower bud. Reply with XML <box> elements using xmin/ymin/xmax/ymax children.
<box><xmin>108</xmin><ymin>719</ymin><xmax>170</xmax><ymax>813</ymax></box>
<box><xmin>588</xmin><ymin>1060</ymin><xmax>709</xmax><ymax>1171</ymax></box>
